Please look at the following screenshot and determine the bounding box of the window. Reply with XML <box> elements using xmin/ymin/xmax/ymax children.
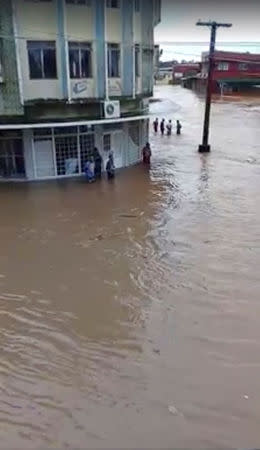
<box><xmin>134</xmin><ymin>0</ymin><xmax>140</xmax><ymax>12</ymax></box>
<box><xmin>107</xmin><ymin>43</ymin><xmax>120</xmax><ymax>78</ymax></box>
<box><xmin>106</xmin><ymin>0</ymin><xmax>120</xmax><ymax>8</ymax></box>
<box><xmin>129</xmin><ymin>122</ymin><xmax>140</xmax><ymax>146</ymax></box>
<box><xmin>27</xmin><ymin>41</ymin><xmax>57</xmax><ymax>79</ymax></box>
<box><xmin>238</xmin><ymin>62</ymin><xmax>248</xmax><ymax>71</ymax></box>
<box><xmin>217</xmin><ymin>62</ymin><xmax>229</xmax><ymax>71</ymax></box>
<box><xmin>80</xmin><ymin>133</ymin><xmax>95</xmax><ymax>172</ymax></box>
<box><xmin>66</xmin><ymin>0</ymin><xmax>91</xmax><ymax>5</ymax></box>
<box><xmin>0</xmin><ymin>138</ymin><xmax>25</xmax><ymax>178</ymax></box>
<box><xmin>103</xmin><ymin>134</ymin><xmax>111</xmax><ymax>152</ymax></box>
<box><xmin>69</xmin><ymin>42</ymin><xmax>92</xmax><ymax>78</ymax></box>
<box><xmin>135</xmin><ymin>44</ymin><xmax>140</xmax><ymax>77</ymax></box>
<box><xmin>55</xmin><ymin>135</ymin><xmax>79</xmax><ymax>176</ymax></box>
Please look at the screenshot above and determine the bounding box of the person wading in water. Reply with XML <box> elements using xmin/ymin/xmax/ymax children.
<box><xmin>142</xmin><ymin>142</ymin><xmax>152</xmax><ymax>165</ymax></box>
<box><xmin>106</xmin><ymin>152</ymin><xmax>115</xmax><ymax>180</ymax></box>
<box><xmin>153</xmin><ymin>118</ymin><xmax>159</xmax><ymax>133</ymax></box>
<box><xmin>160</xmin><ymin>118</ymin><xmax>165</xmax><ymax>135</ymax></box>
<box><xmin>176</xmin><ymin>119</ymin><xmax>182</xmax><ymax>135</ymax></box>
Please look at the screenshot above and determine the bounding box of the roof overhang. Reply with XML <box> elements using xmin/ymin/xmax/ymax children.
<box><xmin>0</xmin><ymin>114</ymin><xmax>150</xmax><ymax>131</ymax></box>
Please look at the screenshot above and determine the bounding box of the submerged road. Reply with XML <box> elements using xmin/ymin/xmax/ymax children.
<box><xmin>0</xmin><ymin>85</ymin><xmax>260</xmax><ymax>448</ymax></box>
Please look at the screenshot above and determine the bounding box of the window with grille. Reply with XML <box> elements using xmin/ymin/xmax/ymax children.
<box><xmin>106</xmin><ymin>0</ymin><xmax>120</xmax><ymax>8</ymax></box>
<box><xmin>80</xmin><ymin>133</ymin><xmax>94</xmax><ymax>172</ymax></box>
<box><xmin>27</xmin><ymin>41</ymin><xmax>57</xmax><ymax>79</ymax></box>
<box><xmin>217</xmin><ymin>62</ymin><xmax>229</xmax><ymax>71</ymax></box>
<box><xmin>55</xmin><ymin>135</ymin><xmax>79</xmax><ymax>176</ymax></box>
<box><xmin>135</xmin><ymin>44</ymin><xmax>140</xmax><ymax>77</ymax></box>
<box><xmin>107</xmin><ymin>44</ymin><xmax>120</xmax><ymax>78</ymax></box>
<box><xmin>238</xmin><ymin>63</ymin><xmax>248</xmax><ymax>71</ymax></box>
<box><xmin>69</xmin><ymin>42</ymin><xmax>92</xmax><ymax>79</ymax></box>
<box><xmin>103</xmin><ymin>134</ymin><xmax>111</xmax><ymax>152</ymax></box>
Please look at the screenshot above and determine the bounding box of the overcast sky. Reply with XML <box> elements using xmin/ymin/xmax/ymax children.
<box><xmin>155</xmin><ymin>0</ymin><xmax>260</xmax><ymax>61</ymax></box>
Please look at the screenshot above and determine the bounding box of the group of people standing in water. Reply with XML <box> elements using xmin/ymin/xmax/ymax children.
<box><xmin>84</xmin><ymin>147</ymin><xmax>115</xmax><ymax>183</ymax></box>
<box><xmin>85</xmin><ymin>117</ymin><xmax>183</xmax><ymax>180</ymax></box>
<box><xmin>153</xmin><ymin>117</ymin><xmax>182</xmax><ymax>136</ymax></box>
<box><xmin>142</xmin><ymin>117</ymin><xmax>183</xmax><ymax>165</ymax></box>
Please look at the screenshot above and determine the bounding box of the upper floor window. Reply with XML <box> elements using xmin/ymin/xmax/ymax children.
<box><xmin>107</xmin><ymin>43</ymin><xmax>120</xmax><ymax>77</ymax></box>
<box><xmin>66</xmin><ymin>0</ymin><xmax>91</xmax><ymax>5</ymax></box>
<box><xmin>69</xmin><ymin>42</ymin><xmax>92</xmax><ymax>78</ymax></box>
<box><xmin>106</xmin><ymin>0</ymin><xmax>120</xmax><ymax>8</ymax></box>
<box><xmin>135</xmin><ymin>0</ymin><xmax>140</xmax><ymax>12</ymax></box>
<box><xmin>238</xmin><ymin>62</ymin><xmax>248</xmax><ymax>71</ymax></box>
<box><xmin>217</xmin><ymin>62</ymin><xmax>229</xmax><ymax>71</ymax></box>
<box><xmin>27</xmin><ymin>41</ymin><xmax>57</xmax><ymax>79</ymax></box>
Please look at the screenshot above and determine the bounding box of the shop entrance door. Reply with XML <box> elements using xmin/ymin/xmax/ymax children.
<box><xmin>0</xmin><ymin>138</ymin><xmax>25</xmax><ymax>178</ymax></box>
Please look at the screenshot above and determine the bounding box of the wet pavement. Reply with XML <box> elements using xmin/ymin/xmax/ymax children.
<box><xmin>1</xmin><ymin>85</ymin><xmax>260</xmax><ymax>448</ymax></box>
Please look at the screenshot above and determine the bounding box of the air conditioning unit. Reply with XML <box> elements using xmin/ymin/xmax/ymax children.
<box><xmin>104</xmin><ymin>100</ymin><xmax>120</xmax><ymax>119</ymax></box>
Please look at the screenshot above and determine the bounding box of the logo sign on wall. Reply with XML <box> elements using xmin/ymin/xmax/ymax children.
<box><xmin>73</xmin><ymin>81</ymin><xmax>88</xmax><ymax>95</ymax></box>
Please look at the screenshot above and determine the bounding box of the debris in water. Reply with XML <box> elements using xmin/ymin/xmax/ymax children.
<box><xmin>153</xmin><ymin>348</ymin><xmax>160</xmax><ymax>355</ymax></box>
<box><xmin>244</xmin><ymin>395</ymin><xmax>249</xmax><ymax>400</ymax></box>
<box><xmin>168</xmin><ymin>405</ymin><xmax>179</xmax><ymax>416</ymax></box>
<box><xmin>119</xmin><ymin>214</ymin><xmax>138</xmax><ymax>218</ymax></box>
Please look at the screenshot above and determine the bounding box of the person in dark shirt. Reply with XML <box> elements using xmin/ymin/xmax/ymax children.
<box><xmin>94</xmin><ymin>147</ymin><xmax>103</xmax><ymax>179</ymax></box>
<box><xmin>106</xmin><ymin>152</ymin><xmax>115</xmax><ymax>180</ymax></box>
<box><xmin>160</xmin><ymin>118</ymin><xmax>165</xmax><ymax>135</ymax></box>
<box><xmin>142</xmin><ymin>142</ymin><xmax>152</xmax><ymax>164</ymax></box>
<box><xmin>153</xmin><ymin>118</ymin><xmax>159</xmax><ymax>133</ymax></box>
<box><xmin>176</xmin><ymin>120</ymin><xmax>182</xmax><ymax>135</ymax></box>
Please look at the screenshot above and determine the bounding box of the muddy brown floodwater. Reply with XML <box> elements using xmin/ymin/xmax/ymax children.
<box><xmin>1</xmin><ymin>85</ymin><xmax>260</xmax><ymax>448</ymax></box>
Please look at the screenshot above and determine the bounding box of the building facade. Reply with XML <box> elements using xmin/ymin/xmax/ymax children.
<box><xmin>183</xmin><ymin>51</ymin><xmax>260</xmax><ymax>95</ymax></box>
<box><xmin>172</xmin><ymin>62</ymin><xmax>200</xmax><ymax>84</ymax></box>
<box><xmin>0</xmin><ymin>0</ymin><xmax>161</xmax><ymax>180</ymax></box>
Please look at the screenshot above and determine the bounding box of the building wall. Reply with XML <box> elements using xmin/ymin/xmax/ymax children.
<box><xmin>20</xmin><ymin>120</ymin><xmax>147</xmax><ymax>181</ymax></box>
<box><xmin>0</xmin><ymin>0</ymin><xmax>23</xmax><ymax>116</ymax></box>
<box><xmin>12</xmin><ymin>0</ymin><xmax>159</xmax><ymax>104</ymax></box>
<box><xmin>105</xmin><ymin>6</ymin><xmax>121</xmax><ymax>42</ymax></box>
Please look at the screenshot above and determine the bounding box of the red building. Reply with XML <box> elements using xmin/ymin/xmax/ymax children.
<box><xmin>172</xmin><ymin>62</ymin><xmax>200</xmax><ymax>83</ymax></box>
<box><xmin>183</xmin><ymin>51</ymin><xmax>260</xmax><ymax>94</ymax></box>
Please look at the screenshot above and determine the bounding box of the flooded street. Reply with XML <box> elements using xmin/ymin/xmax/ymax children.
<box><xmin>1</xmin><ymin>85</ymin><xmax>260</xmax><ymax>448</ymax></box>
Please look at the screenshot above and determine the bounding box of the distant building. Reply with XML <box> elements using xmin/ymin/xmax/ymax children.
<box><xmin>0</xmin><ymin>0</ymin><xmax>161</xmax><ymax>181</ymax></box>
<box><xmin>172</xmin><ymin>62</ymin><xmax>200</xmax><ymax>83</ymax></box>
<box><xmin>183</xmin><ymin>50</ymin><xmax>260</xmax><ymax>94</ymax></box>
<box><xmin>157</xmin><ymin>66</ymin><xmax>172</xmax><ymax>84</ymax></box>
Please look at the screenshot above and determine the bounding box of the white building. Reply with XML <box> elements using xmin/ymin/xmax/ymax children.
<box><xmin>0</xmin><ymin>0</ymin><xmax>161</xmax><ymax>180</ymax></box>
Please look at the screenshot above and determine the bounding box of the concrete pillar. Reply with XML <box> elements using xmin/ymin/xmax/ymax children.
<box><xmin>23</xmin><ymin>129</ymin><xmax>35</xmax><ymax>180</ymax></box>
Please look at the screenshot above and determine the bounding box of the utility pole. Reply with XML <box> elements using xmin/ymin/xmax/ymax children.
<box><xmin>196</xmin><ymin>20</ymin><xmax>232</xmax><ymax>152</ymax></box>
